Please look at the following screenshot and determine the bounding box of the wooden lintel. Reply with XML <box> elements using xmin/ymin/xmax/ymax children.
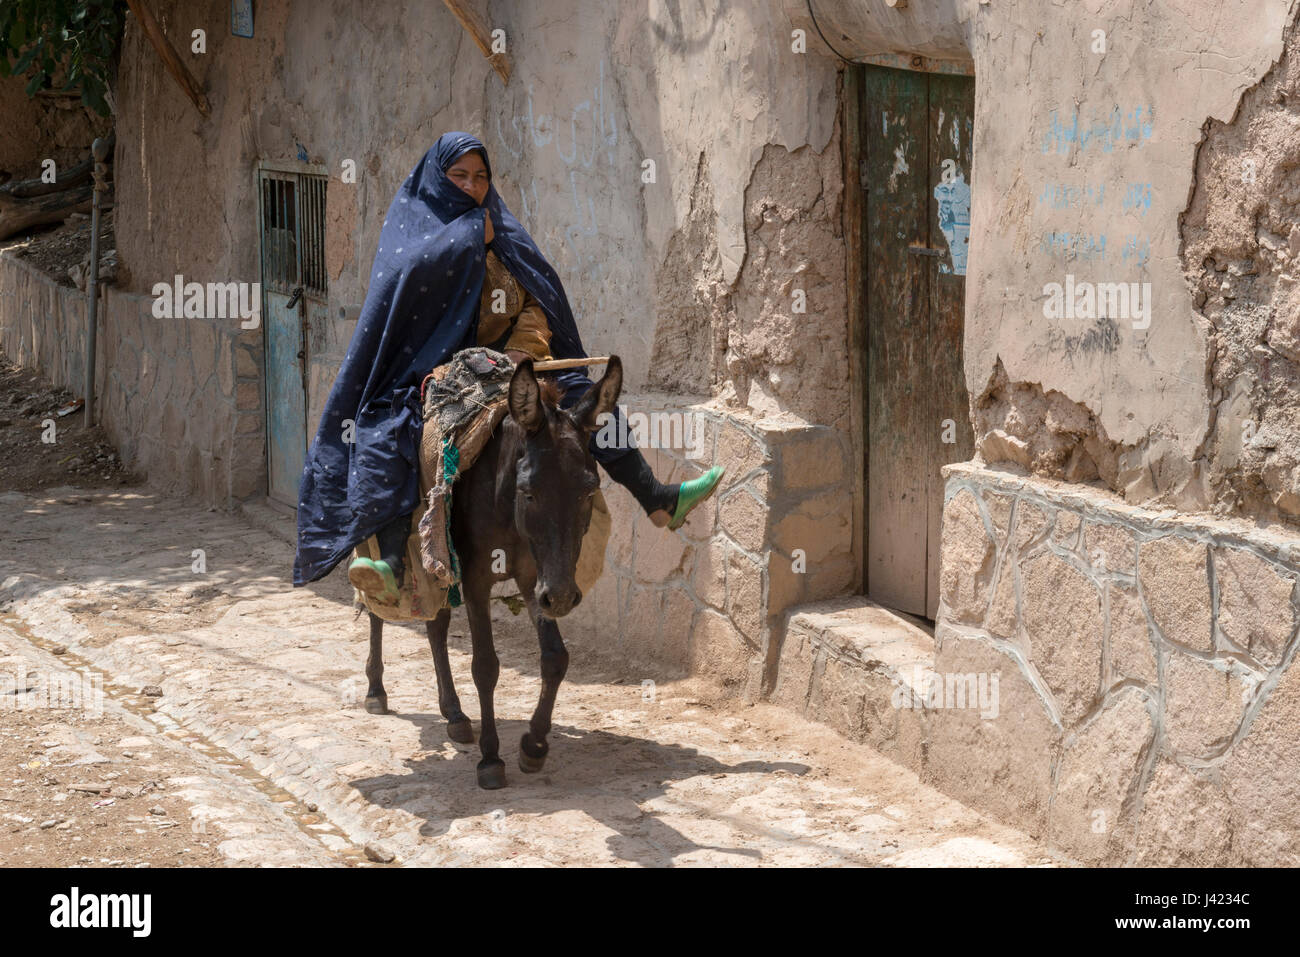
<box><xmin>124</xmin><ymin>0</ymin><xmax>211</xmax><ymax>116</ymax></box>
<box><xmin>441</xmin><ymin>0</ymin><xmax>511</xmax><ymax>85</ymax></box>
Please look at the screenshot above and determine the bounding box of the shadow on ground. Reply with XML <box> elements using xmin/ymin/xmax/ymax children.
<box><xmin>351</xmin><ymin>711</ymin><xmax>811</xmax><ymax>866</ymax></box>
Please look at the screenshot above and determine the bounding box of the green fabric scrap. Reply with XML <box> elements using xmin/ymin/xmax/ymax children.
<box><xmin>443</xmin><ymin>434</ymin><xmax>464</xmax><ymax>608</ymax></box>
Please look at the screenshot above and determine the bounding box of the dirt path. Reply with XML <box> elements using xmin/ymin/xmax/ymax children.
<box><xmin>0</xmin><ymin>483</ymin><xmax>1059</xmax><ymax>867</ymax></box>
<box><xmin>0</xmin><ymin>617</ymin><xmax>350</xmax><ymax>867</ymax></box>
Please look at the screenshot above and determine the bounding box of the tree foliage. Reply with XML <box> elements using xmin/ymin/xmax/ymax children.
<box><xmin>0</xmin><ymin>0</ymin><xmax>126</xmax><ymax>115</ymax></box>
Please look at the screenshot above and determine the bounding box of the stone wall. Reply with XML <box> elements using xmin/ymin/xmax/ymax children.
<box><xmin>933</xmin><ymin>462</ymin><xmax>1299</xmax><ymax>865</ymax></box>
<box><xmin>0</xmin><ymin>252</ymin><xmax>265</xmax><ymax>504</ymax></box>
<box><xmin>771</xmin><ymin>462</ymin><xmax>1300</xmax><ymax>864</ymax></box>
<box><xmin>581</xmin><ymin>393</ymin><xmax>854</xmax><ymax>698</ymax></box>
<box><xmin>0</xmin><ymin>73</ymin><xmax>109</xmax><ymax>178</ymax></box>
<box><xmin>0</xmin><ymin>253</ymin><xmax>91</xmax><ymax>394</ymax></box>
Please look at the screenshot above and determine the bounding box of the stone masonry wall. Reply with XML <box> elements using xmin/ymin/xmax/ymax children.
<box><xmin>0</xmin><ymin>252</ymin><xmax>265</xmax><ymax>505</ymax></box>
<box><xmin>770</xmin><ymin>462</ymin><xmax>1300</xmax><ymax>864</ymax></box>
<box><xmin>0</xmin><ymin>254</ymin><xmax>91</xmax><ymax>395</ymax></box>
<box><xmin>580</xmin><ymin>393</ymin><xmax>853</xmax><ymax>699</ymax></box>
<box><xmin>933</xmin><ymin>462</ymin><xmax>1300</xmax><ymax>865</ymax></box>
<box><xmin>0</xmin><ymin>73</ymin><xmax>110</xmax><ymax>177</ymax></box>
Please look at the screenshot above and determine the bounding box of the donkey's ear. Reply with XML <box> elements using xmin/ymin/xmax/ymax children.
<box><xmin>508</xmin><ymin>358</ymin><xmax>545</xmax><ymax>433</ymax></box>
<box><xmin>571</xmin><ymin>355</ymin><xmax>623</xmax><ymax>432</ymax></box>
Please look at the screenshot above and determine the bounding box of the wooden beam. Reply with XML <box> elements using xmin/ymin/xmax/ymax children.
<box><xmin>532</xmin><ymin>356</ymin><xmax>608</xmax><ymax>371</ymax></box>
<box><xmin>124</xmin><ymin>0</ymin><xmax>210</xmax><ymax>116</ymax></box>
<box><xmin>0</xmin><ymin>185</ymin><xmax>93</xmax><ymax>241</ymax></box>
<box><xmin>0</xmin><ymin>157</ymin><xmax>93</xmax><ymax>200</ymax></box>
<box><xmin>0</xmin><ymin>134</ymin><xmax>114</xmax><ymax>201</ymax></box>
<box><xmin>441</xmin><ymin>0</ymin><xmax>511</xmax><ymax>84</ymax></box>
<box><xmin>843</xmin><ymin>64</ymin><xmax>867</xmax><ymax>596</ymax></box>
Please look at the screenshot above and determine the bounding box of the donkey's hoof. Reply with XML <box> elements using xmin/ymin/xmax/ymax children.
<box><xmin>477</xmin><ymin>759</ymin><xmax>507</xmax><ymax>790</ymax></box>
<box><xmin>518</xmin><ymin>733</ymin><xmax>548</xmax><ymax>774</ymax></box>
<box><xmin>447</xmin><ymin>719</ymin><xmax>474</xmax><ymax>743</ymax></box>
<box><xmin>518</xmin><ymin>751</ymin><xmax>546</xmax><ymax>774</ymax></box>
<box><xmin>364</xmin><ymin>695</ymin><xmax>388</xmax><ymax>715</ymax></box>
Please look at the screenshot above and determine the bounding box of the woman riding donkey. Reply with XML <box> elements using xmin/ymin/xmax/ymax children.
<box><xmin>292</xmin><ymin>131</ymin><xmax>724</xmax><ymax>599</ymax></box>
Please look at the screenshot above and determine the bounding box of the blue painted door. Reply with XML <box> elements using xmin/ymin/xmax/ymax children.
<box><xmin>265</xmin><ymin>287</ymin><xmax>306</xmax><ymax>504</ymax></box>
<box><xmin>260</xmin><ymin>172</ymin><xmax>307</xmax><ymax>505</ymax></box>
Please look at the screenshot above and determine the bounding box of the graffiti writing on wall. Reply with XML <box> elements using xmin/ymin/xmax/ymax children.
<box><xmin>1036</xmin><ymin>107</ymin><xmax>1155</xmax><ymax>268</ymax></box>
<box><xmin>1038</xmin><ymin>182</ymin><xmax>1152</xmax><ymax>216</ymax></box>
<box><xmin>1040</xmin><ymin>104</ymin><xmax>1154</xmax><ymax>154</ymax></box>
<box><xmin>1035</xmin><ymin>106</ymin><xmax>1156</xmax><ymax>346</ymax></box>
<box><xmin>1038</xmin><ymin>230</ymin><xmax>1151</xmax><ymax>266</ymax></box>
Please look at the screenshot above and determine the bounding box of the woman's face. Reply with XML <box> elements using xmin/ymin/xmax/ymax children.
<box><xmin>444</xmin><ymin>151</ymin><xmax>490</xmax><ymax>206</ymax></box>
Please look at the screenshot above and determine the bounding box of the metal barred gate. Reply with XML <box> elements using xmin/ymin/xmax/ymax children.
<box><xmin>257</xmin><ymin>162</ymin><xmax>327</xmax><ymax>505</ymax></box>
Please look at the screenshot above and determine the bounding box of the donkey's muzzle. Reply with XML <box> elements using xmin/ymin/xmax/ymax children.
<box><xmin>537</xmin><ymin>583</ymin><xmax>582</xmax><ymax>618</ymax></box>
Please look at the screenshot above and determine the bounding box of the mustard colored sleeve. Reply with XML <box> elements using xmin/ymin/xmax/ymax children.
<box><xmin>477</xmin><ymin>308</ymin><xmax>511</xmax><ymax>350</ymax></box>
<box><xmin>505</xmin><ymin>291</ymin><xmax>554</xmax><ymax>361</ymax></box>
<box><xmin>477</xmin><ymin>251</ymin><xmax>513</xmax><ymax>347</ymax></box>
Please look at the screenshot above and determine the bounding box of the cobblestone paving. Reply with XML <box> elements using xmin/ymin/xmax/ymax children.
<box><xmin>0</xmin><ymin>486</ymin><xmax>1058</xmax><ymax>867</ymax></box>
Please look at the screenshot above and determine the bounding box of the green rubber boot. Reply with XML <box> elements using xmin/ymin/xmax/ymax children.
<box><xmin>349</xmin><ymin>556</ymin><xmax>400</xmax><ymax>604</ymax></box>
<box><xmin>668</xmin><ymin>465</ymin><xmax>725</xmax><ymax>530</ymax></box>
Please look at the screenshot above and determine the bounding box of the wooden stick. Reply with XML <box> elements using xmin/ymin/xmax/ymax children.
<box><xmin>124</xmin><ymin>0</ymin><xmax>210</xmax><ymax>116</ymax></box>
<box><xmin>0</xmin><ymin>157</ymin><xmax>92</xmax><ymax>200</ymax></box>
<box><xmin>531</xmin><ymin>357</ymin><xmax>609</xmax><ymax>371</ymax></box>
<box><xmin>440</xmin><ymin>0</ymin><xmax>511</xmax><ymax>84</ymax></box>
<box><xmin>0</xmin><ymin>184</ymin><xmax>93</xmax><ymax>241</ymax></box>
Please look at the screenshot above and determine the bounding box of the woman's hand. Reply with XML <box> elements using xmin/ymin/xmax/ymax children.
<box><xmin>484</xmin><ymin>209</ymin><xmax>495</xmax><ymax>245</ymax></box>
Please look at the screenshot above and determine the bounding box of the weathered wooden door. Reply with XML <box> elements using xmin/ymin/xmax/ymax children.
<box><xmin>862</xmin><ymin>65</ymin><xmax>975</xmax><ymax>620</ymax></box>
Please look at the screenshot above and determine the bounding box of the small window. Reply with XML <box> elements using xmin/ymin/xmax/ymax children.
<box><xmin>258</xmin><ymin>170</ymin><xmax>327</xmax><ymax>297</ymax></box>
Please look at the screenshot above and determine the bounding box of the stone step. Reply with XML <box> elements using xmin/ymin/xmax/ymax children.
<box><xmin>772</xmin><ymin>596</ymin><xmax>936</xmax><ymax>771</ymax></box>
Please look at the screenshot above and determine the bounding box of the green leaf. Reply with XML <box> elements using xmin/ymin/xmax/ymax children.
<box><xmin>7</xmin><ymin>0</ymin><xmax>125</xmax><ymax>109</ymax></box>
<box><xmin>83</xmin><ymin>83</ymin><xmax>108</xmax><ymax>116</ymax></box>
<box><xmin>10</xmin><ymin>44</ymin><xmax>37</xmax><ymax>75</ymax></box>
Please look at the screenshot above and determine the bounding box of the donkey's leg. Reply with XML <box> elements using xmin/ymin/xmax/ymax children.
<box><xmin>517</xmin><ymin>575</ymin><xmax>569</xmax><ymax>774</ymax></box>
<box><xmin>464</xmin><ymin>578</ymin><xmax>505</xmax><ymax>789</ymax></box>
<box><xmin>364</xmin><ymin>611</ymin><xmax>388</xmax><ymax>714</ymax></box>
<box><xmin>426</xmin><ymin>608</ymin><xmax>473</xmax><ymax>743</ymax></box>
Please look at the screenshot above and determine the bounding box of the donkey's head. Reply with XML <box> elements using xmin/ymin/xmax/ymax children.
<box><xmin>505</xmin><ymin>356</ymin><xmax>622</xmax><ymax>619</ymax></box>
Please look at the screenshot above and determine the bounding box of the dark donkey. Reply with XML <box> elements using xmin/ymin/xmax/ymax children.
<box><xmin>363</xmin><ymin>355</ymin><xmax>622</xmax><ymax>789</ymax></box>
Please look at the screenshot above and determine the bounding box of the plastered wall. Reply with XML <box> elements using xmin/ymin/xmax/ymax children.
<box><xmin>794</xmin><ymin>0</ymin><xmax>1300</xmax><ymax>531</ymax></box>
<box><xmin>112</xmin><ymin>0</ymin><xmax>845</xmax><ymax>436</ymax></box>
